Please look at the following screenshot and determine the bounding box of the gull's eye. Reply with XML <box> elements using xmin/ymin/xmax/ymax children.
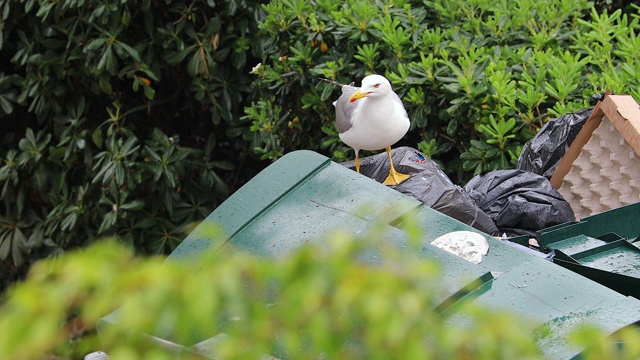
<box><xmin>373</xmin><ymin>83</ymin><xmax>380</xmax><ymax>88</ymax></box>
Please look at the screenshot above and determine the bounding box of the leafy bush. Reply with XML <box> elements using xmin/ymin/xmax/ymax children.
<box><xmin>0</xmin><ymin>0</ymin><xmax>262</xmax><ymax>286</ymax></box>
<box><xmin>1</xmin><ymin>227</ymin><xmax>639</xmax><ymax>359</ymax></box>
<box><xmin>245</xmin><ymin>0</ymin><xmax>640</xmax><ymax>181</ymax></box>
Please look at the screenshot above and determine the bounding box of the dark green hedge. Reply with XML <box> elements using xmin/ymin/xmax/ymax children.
<box><xmin>0</xmin><ymin>0</ymin><xmax>264</xmax><ymax>289</ymax></box>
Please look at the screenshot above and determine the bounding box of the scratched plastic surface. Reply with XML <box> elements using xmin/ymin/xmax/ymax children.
<box><xmin>581</xmin><ymin>247</ymin><xmax>640</xmax><ymax>275</ymax></box>
<box><xmin>101</xmin><ymin>151</ymin><xmax>640</xmax><ymax>359</ymax></box>
<box><xmin>547</xmin><ymin>235</ymin><xmax>609</xmax><ymax>255</ymax></box>
<box><xmin>170</xmin><ymin>150</ymin><xmax>492</xmax><ymax>312</ymax></box>
<box><xmin>539</xmin><ymin>201</ymin><xmax>640</xmax><ymax>250</ymax></box>
<box><xmin>572</xmin><ymin>240</ymin><xmax>640</xmax><ymax>276</ymax></box>
<box><xmin>538</xmin><ymin>202</ymin><xmax>640</xmax><ymax>305</ymax></box>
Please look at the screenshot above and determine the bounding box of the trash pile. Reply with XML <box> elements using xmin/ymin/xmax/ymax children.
<box><xmin>341</xmin><ymin>91</ymin><xmax>640</xmax><ymax>298</ymax></box>
<box><xmin>343</xmin><ymin>93</ymin><xmax>640</xmax><ymax>243</ymax></box>
<box><xmin>344</xmin><ymin>144</ymin><xmax>576</xmax><ymax>239</ymax></box>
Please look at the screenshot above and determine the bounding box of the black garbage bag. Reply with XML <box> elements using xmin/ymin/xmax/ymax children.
<box><xmin>516</xmin><ymin>108</ymin><xmax>592</xmax><ymax>179</ymax></box>
<box><xmin>341</xmin><ymin>147</ymin><xmax>499</xmax><ymax>235</ymax></box>
<box><xmin>516</xmin><ymin>92</ymin><xmax>609</xmax><ymax>179</ymax></box>
<box><xmin>464</xmin><ymin>170</ymin><xmax>575</xmax><ymax>237</ymax></box>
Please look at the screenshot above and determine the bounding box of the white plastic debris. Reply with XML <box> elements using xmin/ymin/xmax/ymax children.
<box><xmin>84</xmin><ymin>351</ymin><xmax>109</xmax><ymax>360</ymax></box>
<box><xmin>431</xmin><ymin>231</ymin><xmax>490</xmax><ymax>264</ymax></box>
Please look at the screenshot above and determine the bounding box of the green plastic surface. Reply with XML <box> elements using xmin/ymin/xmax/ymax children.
<box><xmin>100</xmin><ymin>150</ymin><xmax>640</xmax><ymax>359</ymax></box>
<box><xmin>547</xmin><ymin>233</ymin><xmax>623</xmax><ymax>256</ymax></box>
<box><xmin>537</xmin><ymin>202</ymin><xmax>640</xmax><ymax>301</ymax></box>
<box><xmin>539</xmin><ymin>202</ymin><xmax>640</xmax><ymax>250</ymax></box>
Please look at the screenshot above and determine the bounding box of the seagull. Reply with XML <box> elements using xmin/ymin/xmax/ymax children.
<box><xmin>333</xmin><ymin>74</ymin><xmax>410</xmax><ymax>186</ymax></box>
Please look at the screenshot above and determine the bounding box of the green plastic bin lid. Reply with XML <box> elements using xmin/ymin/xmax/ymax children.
<box><xmin>539</xmin><ymin>202</ymin><xmax>640</xmax><ymax>251</ymax></box>
<box><xmin>101</xmin><ymin>151</ymin><xmax>640</xmax><ymax>359</ymax></box>
<box><xmin>534</xmin><ymin>201</ymin><xmax>640</xmax><ymax>299</ymax></box>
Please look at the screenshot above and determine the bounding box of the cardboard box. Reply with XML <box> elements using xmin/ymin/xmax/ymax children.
<box><xmin>550</xmin><ymin>94</ymin><xmax>640</xmax><ymax>219</ymax></box>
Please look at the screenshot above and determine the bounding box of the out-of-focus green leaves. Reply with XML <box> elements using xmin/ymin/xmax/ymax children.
<box><xmin>0</xmin><ymin>227</ymin><xmax>639</xmax><ymax>359</ymax></box>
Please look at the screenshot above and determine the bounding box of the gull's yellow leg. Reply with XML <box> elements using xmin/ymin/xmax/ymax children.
<box><xmin>383</xmin><ymin>146</ymin><xmax>410</xmax><ymax>186</ymax></box>
<box><xmin>355</xmin><ymin>154</ymin><xmax>361</xmax><ymax>173</ymax></box>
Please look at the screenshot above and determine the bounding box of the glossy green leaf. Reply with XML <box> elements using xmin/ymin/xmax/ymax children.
<box><xmin>0</xmin><ymin>96</ymin><xmax>12</xmax><ymax>114</ymax></box>
<box><xmin>121</xmin><ymin>199</ymin><xmax>144</xmax><ymax>210</ymax></box>
<box><xmin>92</xmin><ymin>128</ymin><xmax>104</xmax><ymax>148</ymax></box>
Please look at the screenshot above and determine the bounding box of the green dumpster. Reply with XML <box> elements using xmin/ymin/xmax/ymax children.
<box><xmin>98</xmin><ymin>150</ymin><xmax>640</xmax><ymax>359</ymax></box>
<box><xmin>533</xmin><ymin>202</ymin><xmax>640</xmax><ymax>299</ymax></box>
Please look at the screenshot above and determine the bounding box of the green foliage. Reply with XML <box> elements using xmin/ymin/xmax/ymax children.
<box><xmin>0</xmin><ymin>0</ymin><xmax>262</xmax><ymax>282</ymax></box>
<box><xmin>245</xmin><ymin>0</ymin><xmax>640</xmax><ymax>181</ymax></box>
<box><xmin>1</xmin><ymin>225</ymin><xmax>640</xmax><ymax>359</ymax></box>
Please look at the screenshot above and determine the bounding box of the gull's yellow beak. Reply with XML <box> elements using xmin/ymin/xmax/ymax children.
<box><xmin>349</xmin><ymin>90</ymin><xmax>368</xmax><ymax>103</ymax></box>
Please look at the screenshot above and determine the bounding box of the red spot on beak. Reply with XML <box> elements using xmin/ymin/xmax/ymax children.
<box><xmin>349</xmin><ymin>91</ymin><xmax>371</xmax><ymax>103</ymax></box>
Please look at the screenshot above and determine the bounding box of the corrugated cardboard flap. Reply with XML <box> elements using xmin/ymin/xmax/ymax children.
<box><xmin>550</xmin><ymin>94</ymin><xmax>640</xmax><ymax>189</ymax></box>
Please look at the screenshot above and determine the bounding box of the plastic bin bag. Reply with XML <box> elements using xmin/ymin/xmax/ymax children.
<box><xmin>464</xmin><ymin>169</ymin><xmax>575</xmax><ymax>237</ymax></box>
<box><xmin>517</xmin><ymin>108</ymin><xmax>592</xmax><ymax>179</ymax></box>
<box><xmin>342</xmin><ymin>147</ymin><xmax>499</xmax><ymax>235</ymax></box>
<box><xmin>517</xmin><ymin>93</ymin><xmax>608</xmax><ymax>179</ymax></box>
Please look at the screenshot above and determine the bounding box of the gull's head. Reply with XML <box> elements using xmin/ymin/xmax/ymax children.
<box><xmin>349</xmin><ymin>74</ymin><xmax>392</xmax><ymax>103</ymax></box>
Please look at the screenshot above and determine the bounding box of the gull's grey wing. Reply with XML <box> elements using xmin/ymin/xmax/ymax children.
<box><xmin>334</xmin><ymin>84</ymin><xmax>359</xmax><ymax>134</ymax></box>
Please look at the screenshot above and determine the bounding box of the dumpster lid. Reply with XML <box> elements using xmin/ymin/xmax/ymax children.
<box><xmin>101</xmin><ymin>151</ymin><xmax>640</xmax><ymax>359</ymax></box>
